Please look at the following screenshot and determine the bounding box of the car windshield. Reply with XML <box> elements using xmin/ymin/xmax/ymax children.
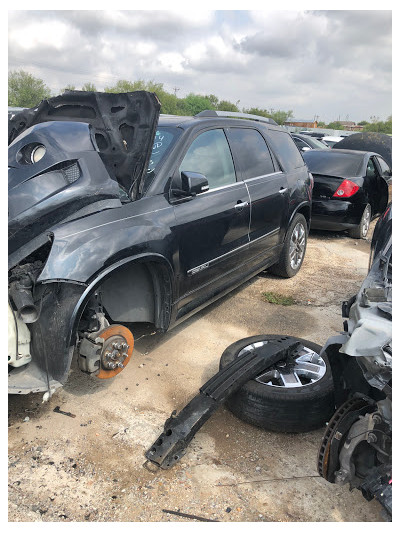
<box><xmin>142</xmin><ymin>126</ymin><xmax>180</xmax><ymax>192</ymax></box>
<box><xmin>323</xmin><ymin>140</ymin><xmax>338</xmax><ymax>148</ymax></box>
<box><xmin>307</xmin><ymin>137</ymin><xmax>329</xmax><ymax>149</ymax></box>
<box><xmin>303</xmin><ymin>151</ymin><xmax>364</xmax><ymax>177</ymax></box>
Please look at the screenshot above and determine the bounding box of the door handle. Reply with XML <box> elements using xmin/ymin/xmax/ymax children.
<box><xmin>234</xmin><ymin>201</ymin><xmax>249</xmax><ymax>211</ymax></box>
<box><xmin>279</xmin><ymin>188</ymin><xmax>288</xmax><ymax>194</ymax></box>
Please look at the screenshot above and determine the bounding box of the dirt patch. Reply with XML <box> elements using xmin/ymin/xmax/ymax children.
<box><xmin>9</xmin><ymin>227</ymin><xmax>383</xmax><ymax>522</ymax></box>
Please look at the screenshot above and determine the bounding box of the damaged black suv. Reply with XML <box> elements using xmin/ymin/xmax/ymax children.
<box><xmin>8</xmin><ymin>91</ymin><xmax>312</xmax><ymax>395</ymax></box>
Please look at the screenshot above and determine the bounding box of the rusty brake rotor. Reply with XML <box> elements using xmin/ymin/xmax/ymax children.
<box><xmin>96</xmin><ymin>324</ymin><xmax>134</xmax><ymax>379</ymax></box>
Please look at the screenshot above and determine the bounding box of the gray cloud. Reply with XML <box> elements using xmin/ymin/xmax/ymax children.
<box><xmin>8</xmin><ymin>9</ymin><xmax>392</xmax><ymax>123</ymax></box>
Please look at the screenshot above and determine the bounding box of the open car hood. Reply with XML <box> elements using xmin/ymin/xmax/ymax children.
<box><xmin>9</xmin><ymin>90</ymin><xmax>161</xmax><ymax>197</ymax></box>
<box><xmin>8</xmin><ymin>91</ymin><xmax>161</xmax><ymax>267</ymax></box>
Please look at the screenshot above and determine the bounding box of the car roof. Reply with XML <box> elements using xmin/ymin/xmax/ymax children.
<box><xmin>157</xmin><ymin>113</ymin><xmax>283</xmax><ymax>131</ymax></box>
<box><xmin>304</xmin><ymin>148</ymin><xmax>379</xmax><ymax>158</ymax></box>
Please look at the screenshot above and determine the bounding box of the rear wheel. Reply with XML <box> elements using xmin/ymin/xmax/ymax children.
<box><xmin>270</xmin><ymin>213</ymin><xmax>307</xmax><ymax>277</ymax></box>
<box><xmin>349</xmin><ymin>204</ymin><xmax>371</xmax><ymax>239</ymax></box>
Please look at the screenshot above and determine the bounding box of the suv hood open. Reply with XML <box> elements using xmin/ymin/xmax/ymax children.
<box><xmin>8</xmin><ymin>91</ymin><xmax>161</xmax><ymax>266</ymax></box>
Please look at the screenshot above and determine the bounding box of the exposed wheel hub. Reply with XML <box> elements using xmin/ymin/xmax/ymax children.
<box><xmin>97</xmin><ymin>325</ymin><xmax>134</xmax><ymax>379</ymax></box>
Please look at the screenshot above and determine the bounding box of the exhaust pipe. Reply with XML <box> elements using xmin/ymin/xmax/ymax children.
<box><xmin>9</xmin><ymin>277</ymin><xmax>39</xmax><ymax>323</ymax></box>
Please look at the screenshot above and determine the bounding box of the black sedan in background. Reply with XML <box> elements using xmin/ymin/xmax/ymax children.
<box><xmin>303</xmin><ymin>149</ymin><xmax>390</xmax><ymax>238</ymax></box>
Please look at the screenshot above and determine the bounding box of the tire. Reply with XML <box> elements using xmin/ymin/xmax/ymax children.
<box><xmin>219</xmin><ymin>335</ymin><xmax>335</xmax><ymax>433</ymax></box>
<box><xmin>269</xmin><ymin>213</ymin><xmax>307</xmax><ymax>278</ymax></box>
<box><xmin>30</xmin><ymin>283</ymin><xmax>85</xmax><ymax>384</ymax></box>
<box><xmin>348</xmin><ymin>204</ymin><xmax>371</xmax><ymax>239</ymax></box>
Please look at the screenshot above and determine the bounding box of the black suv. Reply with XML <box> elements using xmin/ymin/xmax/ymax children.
<box><xmin>8</xmin><ymin>91</ymin><xmax>312</xmax><ymax>394</ymax></box>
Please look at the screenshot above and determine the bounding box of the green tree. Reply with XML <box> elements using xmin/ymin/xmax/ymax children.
<box><xmin>242</xmin><ymin>107</ymin><xmax>293</xmax><ymax>125</ymax></box>
<box><xmin>364</xmin><ymin>119</ymin><xmax>392</xmax><ymax>134</ymax></box>
<box><xmin>217</xmin><ymin>100</ymin><xmax>240</xmax><ymax>112</ymax></box>
<box><xmin>317</xmin><ymin>121</ymin><xmax>327</xmax><ymax>127</ymax></box>
<box><xmin>8</xmin><ymin>70</ymin><xmax>51</xmax><ymax>107</ymax></box>
<box><xmin>357</xmin><ymin>120</ymin><xmax>369</xmax><ymax>126</ymax></box>
<box><xmin>82</xmin><ymin>82</ymin><xmax>97</xmax><ymax>92</ymax></box>
<box><xmin>269</xmin><ymin>109</ymin><xmax>293</xmax><ymax>125</ymax></box>
<box><xmin>243</xmin><ymin>107</ymin><xmax>271</xmax><ymax>118</ymax></box>
<box><xmin>205</xmin><ymin>94</ymin><xmax>219</xmax><ymax>108</ymax></box>
<box><xmin>181</xmin><ymin>93</ymin><xmax>216</xmax><ymax>115</ymax></box>
<box><xmin>327</xmin><ymin>121</ymin><xmax>344</xmax><ymax>130</ymax></box>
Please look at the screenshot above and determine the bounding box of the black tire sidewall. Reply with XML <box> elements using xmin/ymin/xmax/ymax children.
<box><xmin>220</xmin><ymin>335</ymin><xmax>335</xmax><ymax>432</ymax></box>
<box><xmin>271</xmin><ymin>213</ymin><xmax>308</xmax><ymax>277</ymax></box>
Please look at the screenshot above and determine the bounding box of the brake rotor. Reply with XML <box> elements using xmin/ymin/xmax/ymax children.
<box><xmin>317</xmin><ymin>397</ymin><xmax>371</xmax><ymax>482</ymax></box>
<box><xmin>96</xmin><ymin>324</ymin><xmax>134</xmax><ymax>379</ymax></box>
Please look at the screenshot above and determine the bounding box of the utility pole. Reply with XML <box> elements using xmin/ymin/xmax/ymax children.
<box><xmin>173</xmin><ymin>86</ymin><xmax>180</xmax><ymax>97</ymax></box>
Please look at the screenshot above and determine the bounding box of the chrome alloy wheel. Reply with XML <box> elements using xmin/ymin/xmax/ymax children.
<box><xmin>237</xmin><ymin>341</ymin><xmax>327</xmax><ymax>388</ymax></box>
<box><xmin>361</xmin><ymin>205</ymin><xmax>371</xmax><ymax>238</ymax></box>
<box><xmin>289</xmin><ymin>222</ymin><xmax>306</xmax><ymax>270</ymax></box>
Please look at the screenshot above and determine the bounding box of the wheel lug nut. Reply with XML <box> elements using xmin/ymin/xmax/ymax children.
<box><xmin>122</xmin><ymin>352</ymin><xmax>128</xmax><ymax>359</ymax></box>
<box><xmin>117</xmin><ymin>362</ymin><xmax>124</xmax><ymax>368</ymax></box>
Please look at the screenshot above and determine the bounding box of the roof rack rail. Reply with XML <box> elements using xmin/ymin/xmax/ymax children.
<box><xmin>195</xmin><ymin>110</ymin><xmax>278</xmax><ymax>126</ymax></box>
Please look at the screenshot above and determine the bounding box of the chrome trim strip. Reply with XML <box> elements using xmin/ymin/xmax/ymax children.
<box><xmin>61</xmin><ymin>206</ymin><xmax>172</xmax><ymax>238</ymax></box>
<box><xmin>187</xmin><ymin>227</ymin><xmax>280</xmax><ymax>275</ymax></box>
<box><xmin>279</xmin><ymin>188</ymin><xmax>288</xmax><ymax>194</ymax></box>
<box><xmin>244</xmin><ymin>172</ymin><xmax>283</xmax><ymax>184</ymax></box>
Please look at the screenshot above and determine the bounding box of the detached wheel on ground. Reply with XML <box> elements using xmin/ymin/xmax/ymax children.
<box><xmin>219</xmin><ymin>335</ymin><xmax>335</xmax><ymax>433</ymax></box>
<box><xmin>348</xmin><ymin>204</ymin><xmax>371</xmax><ymax>239</ymax></box>
<box><xmin>269</xmin><ymin>213</ymin><xmax>307</xmax><ymax>278</ymax></box>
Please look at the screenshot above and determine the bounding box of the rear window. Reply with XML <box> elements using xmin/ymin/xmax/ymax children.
<box><xmin>265</xmin><ymin>130</ymin><xmax>305</xmax><ymax>170</ymax></box>
<box><xmin>302</xmin><ymin>151</ymin><xmax>364</xmax><ymax>177</ymax></box>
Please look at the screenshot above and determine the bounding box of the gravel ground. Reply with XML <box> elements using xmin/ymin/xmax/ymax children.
<box><xmin>8</xmin><ymin>225</ymin><xmax>385</xmax><ymax>522</ymax></box>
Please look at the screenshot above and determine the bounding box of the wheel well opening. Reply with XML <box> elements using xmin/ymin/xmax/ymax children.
<box><xmin>297</xmin><ymin>205</ymin><xmax>311</xmax><ymax>230</ymax></box>
<box><xmin>96</xmin><ymin>260</ymin><xmax>172</xmax><ymax>331</ymax></box>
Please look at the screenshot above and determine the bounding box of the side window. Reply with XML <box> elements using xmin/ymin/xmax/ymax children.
<box><xmin>265</xmin><ymin>130</ymin><xmax>305</xmax><ymax>170</ymax></box>
<box><xmin>366</xmin><ymin>158</ymin><xmax>378</xmax><ymax>177</ymax></box>
<box><xmin>377</xmin><ymin>157</ymin><xmax>391</xmax><ymax>179</ymax></box>
<box><xmin>179</xmin><ymin>129</ymin><xmax>236</xmax><ymax>190</ymax></box>
<box><xmin>227</xmin><ymin>128</ymin><xmax>275</xmax><ymax>180</ymax></box>
<box><xmin>293</xmin><ymin>137</ymin><xmax>309</xmax><ymax>150</ymax></box>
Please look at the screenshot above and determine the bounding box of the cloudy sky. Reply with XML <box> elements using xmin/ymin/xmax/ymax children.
<box><xmin>8</xmin><ymin>8</ymin><xmax>392</xmax><ymax>123</ymax></box>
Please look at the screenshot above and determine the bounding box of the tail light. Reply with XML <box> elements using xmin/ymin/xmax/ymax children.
<box><xmin>333</xmin><ymin>179</ymin><xmax>359</xmax><ymax>198</ymax></box>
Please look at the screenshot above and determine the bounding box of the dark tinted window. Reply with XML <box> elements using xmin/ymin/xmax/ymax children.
<box><xmin>305</xmin><ymin>137</ymin><xmax>329</xmax><ymax>150</ymax></box>
<box><xmin>377</xmin><ymin>157</ymin><xmax>391</xmax><ymax>179</ymax></box>
<box><xmin>266</xmin><ymin>130</ymin><xmax>305</xmax><ymax>170</ymax></box>
<box><xmin>302</xmin><ymin>150</ymin><xmax>364</xmax><ymax>177</ymax></box>
<box><xmin>366</xmin><ymin>158</ymin><xmax>378</xmax><ymax>177</ymax></box>
<box><xmin>292</xmin><ymin>136</ymin><xmax>310</xmax><ymax>150</ymax></box>
<box><xmin>179</xmin><ymin>129</ymin><xmax>236</xmax><ymax>190</ymax></box>
<box><xmin>227</xmin><ymin>128</ymin><xmax>275</xmax><ymax>179</ymax></box>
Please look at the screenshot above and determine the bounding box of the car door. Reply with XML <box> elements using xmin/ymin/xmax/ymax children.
<box><xmin>172</xmin><ymin>128</ymin><xmax>251</xmax><ymax>317</ymax></box>
<box><xmin>376</xmin><ymin>156</ymin><xmax>391</xmax><ymax>206</ymax></box>
<box><xmin>225</xmin><ymin>127</ymin><xmax>289</xmax><ymax>267</ymax></box>
<box><xmin>365</xmin><ymin>156</ymin><xmax>387</xmax><ymax>216</ymax></box>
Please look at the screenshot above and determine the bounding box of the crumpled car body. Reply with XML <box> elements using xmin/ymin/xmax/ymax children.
<box><xmin>318</xmin><ymin>205</ymin><xmax>392</xmax><ymax>518</ymax></box>
<box><xmin>8</xmin><ymin>91</ymin><xmax>161</xmax><ymax>394</ymax></box>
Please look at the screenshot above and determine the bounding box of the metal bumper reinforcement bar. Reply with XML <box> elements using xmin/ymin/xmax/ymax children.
<box><xmin>145</xmin><ymin>336</ymin><xmax>300</xmax><ymax>469</ymax></box>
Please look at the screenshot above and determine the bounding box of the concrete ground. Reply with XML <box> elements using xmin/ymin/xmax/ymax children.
<box><xmin>8</xmin><ymin>226</ymin><xmax>385</xmax><ymax>522</ymax></box>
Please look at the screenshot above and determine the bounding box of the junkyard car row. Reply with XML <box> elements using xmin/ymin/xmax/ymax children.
<box><xmin>8</xmin><ymin>91</ymin><xmax>392</xmax><ymax>520</ymax></box>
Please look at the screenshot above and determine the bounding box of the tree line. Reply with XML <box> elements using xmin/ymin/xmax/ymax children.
<box><xmin>8</xmin><ymin>69</ymin><xmax>392</xmax><ymax>132</ymax></box>
<box><xmin>317</xmin><ymin>118</ymin><xmax>392</xmax><ymax>134</ymax></box>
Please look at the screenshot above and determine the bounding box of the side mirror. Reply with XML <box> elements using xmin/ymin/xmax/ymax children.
<box><xmin>172</xmin><ymin>171</ymin><xmax>209</xmax><ymax>197</ymax></box>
